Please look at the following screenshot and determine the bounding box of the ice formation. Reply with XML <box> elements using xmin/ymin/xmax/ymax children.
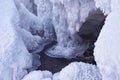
<box><xmin>37</xmin><ymin>0</ymin><xmax>56</xmax><ymax>41</ymax></box>
<box><xmin>14</xmin><ymin>0</ymin><xmax>36</xmax><ymax>14</ymax></box>
<box><xmin>18</xmin><ymin>3</ymin><xmax>44</xmax><ymax>36</ymax></box>
<box><xmin>45</xmin><ymin>0</ymin><xmax>96</xmax><ymax>58</ymax></box>
<box><xmin>94</xmin><ymin>0</ymin><xmax>120</xmax><ymax>80</ymax></box>
<box><xmin>0</xmin><ymin>0</ymin><xmax>32</xmax><ymax>80</ymax></box>
<box><xmin>1</xmin><ymin>0</ymin><xmax>120</xmax><ymax>80</ymax></box>
<box><xmin>17</xmin><ymin>3</ymin><xmax>44</xmax><ymax>51</ymax></box>
<box><xmin>54</xmin><ymin>62</ymin><xmax>102</xmax><ymax>80</ymax></box>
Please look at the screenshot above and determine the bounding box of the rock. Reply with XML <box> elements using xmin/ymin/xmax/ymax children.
<box><xmin>94</xmin><ymin>0</ymin><xmax>120</xmax><ymax>80</ymax></box>
<box><xmin>53</xmin><ymin>62</ymin><xmax>102</xmax><ymax>80</ymax></box>
<box><xmin>22</xmin><ymin>70</ymin><xmax>52</xmax><ymax>80</ymax></box>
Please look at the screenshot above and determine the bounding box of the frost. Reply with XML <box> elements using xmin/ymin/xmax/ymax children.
<box><xmin>22</xmin><ymin>70</ymin><xmax>52</xmax><ymax>80</ymax></box>
<box><xmin>2</xmin><ymin>0</ymin><xmax>119</xmax><ymax>80</ymax></box>
<box><xmin>55</xmin><ymin>62</ymin><xmax>102</xmax><ymax>80</ymax></box>
<box><xmin>0</xmin><ymin>0</ymin><xmax>32</xmax><ymax>80</ymax></box>
<box><xmin>37</xmin><ymin>0</ymin><xmax>56</xmax><ymax>41</ymax></box>
<box><xmin>94</xmin><ymin>0</ymin><xmax>120</xmax><ymax>80</ymax></box>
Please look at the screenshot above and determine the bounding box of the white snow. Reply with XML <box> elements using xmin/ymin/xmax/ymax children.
<box><xmin>0</xmin><ymin>0</ymin><xmax>32</xmax><ymax>80</ymax></box>
<box><xmin>52</xmin><ymin>73</ymin><xmax>59</xmax><ymax>80</ymax></box>
<box><xmin>94</xmin><ymin>0</ymin><xmax>120</xmax><ymax>80</ymax></box>
<box><xmin>56</xmin><ymin>62</ymin><xmax>102</xmax><ymax>80</ymax></box>
<box><xmin>22</xmin><ymin>70</ymin><xmax>52</xmax><ymax>80</ymax></box>
<box><xmin>37</xmin><ymin>0</ymin><xmax>56</xmax><ymax>41</ymax></box>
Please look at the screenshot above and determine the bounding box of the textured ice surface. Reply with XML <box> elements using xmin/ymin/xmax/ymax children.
<box><xmin>45</xmin><ymin>0</ymin><xmax>96</xmax><ymax>58</ymax></box>
<box><xmin>55</xmin><ymin>62</ymin><xmax>102</xmax><ymax>80</ymax></box>
<box><xmin>2</xmin><ymin>0</ymin><xmax>120</xmax><ymax>80</ymax></box>
<box><xmin>22</xmin><ymin>70</ymin><xmax>52</xmax><ymax>80</ymax></box>
<box><xmin>94</xmin><ymin>0</ymin><xmax>120</xmax><ymax>80</ymax></box>
<box><xmin>18</xmin><ymin>3</ymin><xmax>44</xmax><ymax>37</ymax></box>
<box><xmin>0</xmin><ymin>0</ymin><xmax>32</xmax><ymax>80</ymax></box>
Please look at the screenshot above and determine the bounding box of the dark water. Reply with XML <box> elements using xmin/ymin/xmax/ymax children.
<box><xmin>39</xmin><ymin>50</ymin><xmax>96</xmax><ymax>73</ymax></box>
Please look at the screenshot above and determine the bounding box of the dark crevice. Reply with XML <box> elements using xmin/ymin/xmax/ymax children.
<box><xmin>79</xmin><ymin>9</ymin><xmax>106</xmax><ymax>42</ymax></box>
<box><xmin>38</xmin><ymin>42</ymin><xmax>96</xmax><ymax>73</ymax></box>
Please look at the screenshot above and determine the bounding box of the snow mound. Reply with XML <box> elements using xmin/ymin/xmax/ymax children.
<box><xmin>22</xmin><ymin>70</ymin><xmax>52</xmax><ymax>80</ymax></box>
<box><xmin>94</xmin><ymin>0</ymin><xmax>120</xmax><ymax>80</ymax></box>
<box><xmin>55</xmin><ymin>62</ymin><xmax>102</xmax><ymax>80</ymax></box>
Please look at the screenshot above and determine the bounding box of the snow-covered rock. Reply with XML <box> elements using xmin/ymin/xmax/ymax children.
<box><xmin>54</xmin><ymin>62</ymin><xmax>102</xmax><ymax>80</ymax></box>
<box><xmin>0</xmin><ymin>0</ymin><xmax>32</xmax><ymax>80</ymax></box>
<box><xmin>16</xmin><ymin>3</ymin><xmax>47</xmax><ymax>53</ymax></box>
<box><xmin>94</xmin><ymin>0</ymin><xmax>120</xmax><ymax>80</ymax></box>
<box><xmin>22</xmin><ymin>70</ymin><xmax>52</xmax><ymax>80</ymax></box>
<box><xmin>18</xmin><ymin>2</ymin><xmax>56</xmax><ymax>53</ymax></box>
<box><xmin>53</xmin><ymin>72</ymin><xmax>59</xmax><ymax>80</ymax></box>
<box><xmin>18</xmin><ymin>3</ymin><xmax>44</xmax><ymax>36</ymax></box>
<box><xmin>18</xmin><ymin>28</ymin><xmax>41</xmax><ymax>71</ymax></box>
<box><xmin>46</xmin><ymin>0</ymin><xmax>96</xmax><ymax>58</ymax></box>
<box><xmin>22</xmin><ymin>62</ymin><xmax>101</xmax><ymax>80</ymax></box>
<box><xmin>19</xmin><ymin>28</ymin><xmax>41</xmax><ymax>51</ymax></box>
